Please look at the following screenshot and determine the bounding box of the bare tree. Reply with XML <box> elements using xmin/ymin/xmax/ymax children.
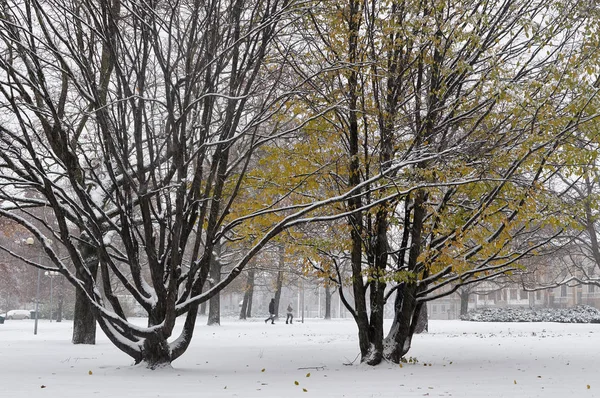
<box><xmin>0</xmin><ymin>0</ymin><xmax>311</xmax><ymax>368</ymax></box>
<box><xmin>521</xmin><ymin>155</ymin><xmax>600</xmax><ymax>293</ymax></box>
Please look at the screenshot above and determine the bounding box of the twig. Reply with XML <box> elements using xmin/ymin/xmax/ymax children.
<box><xmin>343</xmin><ymin>352</ymin><xmax>361</xmax><ymax>366</ymax></box>
<box><xmin>297</xmin><ymin>366</ymin><xmax>326</xmax><ymax>371</ymax></box>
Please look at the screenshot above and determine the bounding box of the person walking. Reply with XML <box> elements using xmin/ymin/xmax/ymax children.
<box><xmin>264</xmin><ymin>298</ymin><xmax>276</xmax><ymax>324</ymax></box>
<box><xmin>286</xmin><ymin>303</ymin><xmax>293</xmax><ymax>324</ymax></box>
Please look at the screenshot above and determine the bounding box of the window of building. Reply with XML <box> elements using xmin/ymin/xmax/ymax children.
<box><xmin>536</xmin><ymin>290</ymin><xmax>541</xmax><ymax>300</ymax></box>
<box><xmin>520</xmin><ymin>290</ymin><xmax>528</xmax><ymax>300</ymax></box>
<box><xmin>510</xmin><ymin>289</ymin><xmax>517</xmax><ymax>300</ymax></box>
<box><xmin>589</xmin><ymin>284</ymin><xmax>595</xmax><ymax>293</ymax></box>
<box><xmin>441</xmin><ymin>305</ymin><xmax>446</xmax><ymax>312</ymax></box>
<box><xmin>432</xmin><ymin>305</ymin><xmax>437</xmax><ymax>313</ymax></box>
<box><xmin>560</xmin><ymin>284</ymin><xmax>567</xmax><ymax>297</ymax></box>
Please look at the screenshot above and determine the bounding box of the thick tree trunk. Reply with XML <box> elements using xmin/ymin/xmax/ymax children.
<box><xmin>93</xmin><ymin>298</ymin><xmax>201</xmax><ymax>369</ymax></box>
<box><xmin>383</xmin><ymin>191</ymin><xmax>427</xmax><ymax>363</ymax></box>
<box><xmin>72</xmin><ymin>283</ymin><xmax>97</xmax><ymax>344</ymax></box>
<box><xmin>351</xmin><ymin>224</ymin><xmax>370</xmax><ymax>360</ymax></box>
<box><xmin>383</xmin><ymin>283</ymin><xmax>419</xmax><ymax>363</ymax></box>
<box><xmin>344</xmin><ymin>0</ymin><xmax>370</xmax><ymax>364</ymax></box>
<box><xmin>460</xmin><ymin>291</ymin><xmax>469</xmax><ymax>316</ymax></box>
<box><xmin>239</xmin><ymin>295</ymin><xmax>248</xmax><ymax>320</ymax></box>
<box><xmin>207</xmin><ymin>287</ymin><xmax>221</xmax><ymax>325</ymax></box>
<box><xmin>363</xmin><ymin>207</ymin><xmax>390</xmax><ymax>365</ymax></box>
<box><xmin>72</xmin><ymin>240</ymin><xmax>98</xmax><ymax>344</ymax></box>
<box><xmin>414</xmin><ymin>303</ymin><xmax>428</xmax><ymax>334</ymax></box>
<box><xmin>197</xmin><ymin>280</ymin><xmax>207</xmax><ymax>315</ymax></box>
<box><xmin>140</xmin><ymin>334</ymin><xmax>172</xmax><ymax>369</ymax></box>
<box><xmin>206</xmin><ymin>300</ymin><xmax>221</xmax><ymax>326</ymax></box>
<box><xmin>364</xmin><ymin>298</ymin><xmax>385</xmax><ymax>365</ymax></box>
<box><xmin>324</xmin><ymin>283</ymin><xmax>332</xmax><ymax>320</ymax></box>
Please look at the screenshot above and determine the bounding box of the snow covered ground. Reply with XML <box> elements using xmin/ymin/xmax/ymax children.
<box><xmin>0</xmin><ymin>317</ymin><xmax>598</xmax><ymax>397</ymax></box>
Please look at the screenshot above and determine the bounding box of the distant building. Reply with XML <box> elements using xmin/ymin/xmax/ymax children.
<box><xmin>428</xmin><ymin>279</ymin><xmax>600</xmax><ymax>320</ymax></box>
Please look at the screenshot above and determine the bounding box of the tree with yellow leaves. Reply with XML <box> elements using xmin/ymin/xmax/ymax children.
<box><xmin>286</xmin><ymin>0</ymin><xmax>600</xmax><ymax>365</ymax></box>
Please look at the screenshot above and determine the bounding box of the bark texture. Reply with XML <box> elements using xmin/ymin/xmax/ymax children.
<box><xmin>72</xmin><ymin>240</ymin><xmax>98</xmax><ymax>345</ymax></box>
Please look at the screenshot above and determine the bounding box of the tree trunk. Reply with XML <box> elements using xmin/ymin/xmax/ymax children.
<box><xmin>324</xmin><ymin>283</ymin><xmax>332</xmax><ymax>320</ymax></box>
<box><xmin>140</xmin><ymin>334</ymin><xmax>172</xmax><ymax>369</ymax></box>
<box><xmin>198</xmin><ymin>280</ymin><xmax>207</xmax><ymax>316</ymax></box>
<box><xmin>363</xmin><ymin>206</ymin><xmax>390</xmax><ymax>365</ymax></box>
<box><xmin>414</xmin><ymin>302</ymin><xmax>428</xmax><ymax>333</ymax></box>
<box><xmin>56</xmin><ymin>293</ymin><xmax>63</xmax><ymax>323</ymax></box>
<box><xmin>239</xmin><ymin>269</ymin><xmax>255</xmax><ymax>319</ymax></box>
<box><xmin>207</xmin><ymin>285</ymin><xmax>221</xmax><ymax>325</ymax></box>
<box><xmin>460</xmin><ymin>290</ymin><xmax>469</xmax><ymax>316</ymax></box>
<box><xmin>72</xmin><ymin>284</ymin><xmax>97</xmax><ymax>344</ymax></box>
<box><xmin>207</xmin><ymin>243</ymin><xmax>222</xmax><ymax>326</ymax></box>
<box><xmin>343</xmin><ymin>0</ymin><xmax>371</xmax><ymax>364</ymax></box>
<box><xmin>56</xmin><ymin>277</ymin><xmax>64</xmax><ymax>322</ymax></box>
<box><xmin>246</xmin><ymin>269</ymin><xmax>255</xmax><ymax>318</ymax></box>
<box><xmin>383</xmin><ymin>191</ymin><xmax>427</xmax><ymax>363</ymax></box>
<box><xmin>383</xmin><ymin>282</ymin><xmax>419</xmax><ymax>363</ymax></box>
<box><xmin>273</xmin><ymin>245</ymin><xmax>284</xmax><ymax>318</ymax></box>
<box><xmin>72</xmin><ymin>240</ymin><xmax>98</xmax><ymax>345</ymax></box>
<box><xmin>239</xmin><ymin>295</ymin><xmax>248</xmax><ymax>320</ymax></box>
<box><xmin>350</xmin><ymin>223</ymin><xmax>370</xmax><ymax>360</ymax></box>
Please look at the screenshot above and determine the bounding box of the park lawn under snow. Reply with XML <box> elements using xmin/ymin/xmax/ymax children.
<box><xmin>0</xmin><ymin>317</ymin><xmax>598</xmax><ymax>398</ymax></box>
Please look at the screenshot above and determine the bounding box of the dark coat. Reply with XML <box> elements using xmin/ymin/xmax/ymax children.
<box><xmin>269</xmin><ymin>300</ymin><xmax>275</xmax><ymax>314</ymax></box>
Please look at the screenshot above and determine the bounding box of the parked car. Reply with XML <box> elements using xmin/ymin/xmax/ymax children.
<box><xmin>6</xmin><ymin>310</ymin><xmax>32</xmax><ymax>320</ymax></box>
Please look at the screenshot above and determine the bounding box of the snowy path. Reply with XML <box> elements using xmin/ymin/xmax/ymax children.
<box><xmin>0</xmin><ymin>318</ymin><xmax>597</xmax><ymax>397</ymax></box>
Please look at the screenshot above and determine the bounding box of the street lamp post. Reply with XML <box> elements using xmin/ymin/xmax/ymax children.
<box><xmin>45</xmin><ymin>271</ymin><xmax>59</xmax><ymax>322</ymax></box>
